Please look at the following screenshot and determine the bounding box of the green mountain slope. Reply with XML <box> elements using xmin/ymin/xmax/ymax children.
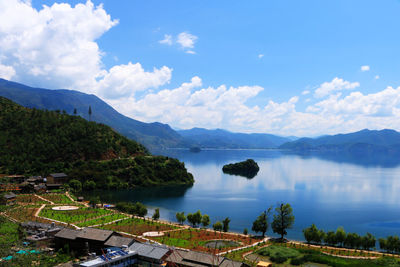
<box><xmin>0</xmin><ymin>78</ymin><xmax>187</xmax><ymax>150</ymax></box>
<box><xmin>0</xmin><ymin>97</ymin><xmax>194</xmax><ymax>187</ymax></box>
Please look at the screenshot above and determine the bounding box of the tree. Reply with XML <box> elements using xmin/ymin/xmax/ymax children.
<box><xmin>243</xmin><ymin>228</ymin><xmax>248</xmax><ymax>235</ymax></box>
<box><xmin>213</xmin><ymin>221</ymin><xmax>223</xmax><ymax>231</ymax></box>
<box><xmin>362</xmin><ymin>233</ymin><xmax>376</xmax><ymax>250</ymax></box>
<box><xmin>83</xmin><ymin>180</ymin><xmax>96</xmax><ymax>191</ymax></box>
<box><xmin>201</xmin><ymin>214</ymin><xmax>210</xmax><ymax>228</ymax></box>
<box><xmin>271</xmin><ymin>203</ymin><xmax>295</xmax><ymax>240</ymax></box>
<box><xmin>303</xmin><ymin>224</ymin><xmax>323</xmax><ymax>244</ymax></box>
<box><xmin>68</xmin><ymin>179</ymin><xmax>82</xmax><ymax>192</ymax></box>
<box><xmin>135</xmin><ymin>202</ymin><xmax>147</xmax><ymax>217</ymax></box>
<box><xmin>187</xmin><ymin>210</ymin><xmax>202</xmax><ymax>227</ymax></box>
<box><xmin>88</xmin><ymin>106</ymin><xmax>92</xmax><ymax>121</ymax></box>
<box><xmin>222</xmin><ymin>217</ymin><xmax>230</xmax><ymax>232</ymax></box>
<box><xmin>324</xmin><ymin>231</ymin><xmax>337</xmax><ymax>246</ymax></box>
<box><xmin>335</xmin><ymin>227</ymin><xmax>346</xmax><ymax>247</ymax></box>
<box><xmin>73</xmin><ymin>108</ymin><xmax>77</xmax><ymax>115</ymax></box>
<box><xmin>152</xmin><ymin>208</ymin><xmax>160</xmax><ymax>220</ymax></box>
<box><xmin>176</xmin><ymin>212</ymin><xmax>186</xmax><ymax>225</ymax></box>
<box><xmin>252</xmin><ymin>208</ymin><xmax>271</xmax><ymax>237</ymax></box>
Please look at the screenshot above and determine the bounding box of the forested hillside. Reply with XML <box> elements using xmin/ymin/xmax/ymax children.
<box><xmin>0</xmin><ymin>78</ymin><xmax>187</xmax><ymax>150</ymax></box>
<box><xmin>0</xmin><ymin>97</ymin><xmax>194</xmax><ymax>187</ymax></box>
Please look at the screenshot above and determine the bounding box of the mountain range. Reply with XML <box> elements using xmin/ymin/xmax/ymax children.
<box><xmin>0</xmin><ymin>78</ymin><xmax>292</xmax><ymax>150</ymax></box>
<box><xmin>279</xmin><ymin>129</ymin><xmax>400</xmax><ymax>153</ymax></box>
<box><xmin>178</xmin><ymin>128</ymin><xmax>291</xmax><ymax>148</ymax></box>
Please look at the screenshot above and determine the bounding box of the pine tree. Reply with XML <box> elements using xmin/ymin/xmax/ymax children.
<box><xmin>88</xmin><ymin>106</ymin><xmax>92</xmax><ymax>121</ymax></box>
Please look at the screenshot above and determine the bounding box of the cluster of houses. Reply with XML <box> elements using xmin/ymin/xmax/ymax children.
<box><xmin>17</xmin><ymin>221</ymin><xmax>247</xmax><ymax>267</ymax></box>
<box><xmin>0</xmin><ymin>173</ymin><xmax>69</xmax><ymax>197</ymax></box>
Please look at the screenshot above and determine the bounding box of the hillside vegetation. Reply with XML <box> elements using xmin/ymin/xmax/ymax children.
<box><xmin>0</xmin><ymin>78</ymin><xmax>187</xmax><ymax>150</ymax></box>
<box><xmin>0</xmin><ymin>97</ymin><xmax>194</xmax><ymax>187</ymax></box>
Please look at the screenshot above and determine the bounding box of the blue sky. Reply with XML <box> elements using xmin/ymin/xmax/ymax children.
<box><xmin>1</xmin><ymin>0</ymin><xmax>400</xmax><ymax>136</ymax></box>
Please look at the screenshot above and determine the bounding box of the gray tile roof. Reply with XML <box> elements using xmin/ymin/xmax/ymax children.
<box><xmin>4</xmin><ymin>192</ymin><xmax>16</xmax><ymax>199</ymax></box>
<box><xmin>55</xmin><ymin>228</ymin><xmax>80</xmax><ymax>240</ymax></box>
<box><xmin>77</xmin><ymin>227</ymin><xmax>114</xmax><ymax>242</ymax></box>
<box><xmin>129</xmin><ymin>243</ymin><xmax>169</xmax><ymax>260</ymax></box>
<box><xmin>104</xmin><ymin>236</ymin><xmax>134</xmax><ymax>248</ymax></box>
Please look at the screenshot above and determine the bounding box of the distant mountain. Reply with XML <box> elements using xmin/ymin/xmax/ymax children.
<box><xmin>177</xmin><ymin>127</ymin><xmax>291</xmax><ymax>149</ymax></box>
<box><xmin>279</xmin><ymin>129</ymin><xmax>400</xmax><ymax>153</ymax></box>
<box><xmin>0</xmin><ymin>78</ymin><xmax>186</xmax><ymax>150</ymax></box>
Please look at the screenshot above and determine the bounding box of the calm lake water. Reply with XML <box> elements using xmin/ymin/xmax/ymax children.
<box><xmin>89</xmin><ymin>149</ymin><xmax>400</xmax><ymax>241</ymax></box>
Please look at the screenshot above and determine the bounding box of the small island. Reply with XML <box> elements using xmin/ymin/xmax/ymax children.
<box><xmin>222</xmin><ymin>159</ymin><xmax>260</xmax><ymax>178</ymax></box>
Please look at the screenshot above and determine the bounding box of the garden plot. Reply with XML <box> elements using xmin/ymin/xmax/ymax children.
<box><xmin>76</xmin><ymin>213</ymin><xmax>128</xmax><ymax>227</ymax></box>
<box><xmin>39</xmin><ymin>207</ymin><xmax>113</xmax><ymax>224</ymax></box>
<box><xmin>101</xmin><ymin>217</ymin><xmax>178</xmax><ymax>236</ymax></box>
<box><xmin>150</xmin><ymin>228</ymin><xmax>260</xmax><ymax>253</ymax></box>
<box><xmin>39</xmin><ymin>193</ymin><xmax>74</xmax><ymax>204</ymax></box>
<box><xmin>16</xmin><ymin>194</ymin><xmax>49</xmax><ymax>204</ymax></box>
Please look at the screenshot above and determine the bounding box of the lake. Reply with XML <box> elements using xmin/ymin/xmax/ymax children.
<box><xmin>88</xmin><ymin>149</ymin><xmax>400</xmax><ymax>241</ymax></box>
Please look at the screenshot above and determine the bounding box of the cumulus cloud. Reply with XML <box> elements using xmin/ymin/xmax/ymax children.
<box><xmin>361</xmin><ymin>65</ymin><xmax>370</xmax><ymax>72</ymax></box>
<box><xmin>159</xmin><ymin>31</ymin><xmax>198</xmax><ymax>54</ymax></box>
<box><xmin>258</xmin><ymin>54</ymin><xmax>264</xmax><ymax>59</ymax></box>
<box><xmin>314</xmin><ymin>77</ymin><xmax>360</xmax><ymax>98</ymax></box>
<box><xmin>375</xmin><ymin>75</ymin><xmax>380</xmax><ymax>80</ymax></box>
<box><xmin>0</xmin><ymin>0</ymin><xmax>170</xmax><ymax>97</ymax></box>
<box><xmin>302</xmin><ymin>90</ymin><xmax>310</xmax><ymax>95</ymax></box>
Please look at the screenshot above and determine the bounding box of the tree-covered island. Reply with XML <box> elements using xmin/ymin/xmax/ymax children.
<box><xmin>222</xmin><ymin>159</ymin><xmax>260</xmax><ymax>178</ymax></box>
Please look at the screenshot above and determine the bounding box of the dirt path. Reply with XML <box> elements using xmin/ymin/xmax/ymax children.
<box><xmin>34</xmin><ymin>194</ymin><xmax>54</xmax><ymax>204</ymax></box>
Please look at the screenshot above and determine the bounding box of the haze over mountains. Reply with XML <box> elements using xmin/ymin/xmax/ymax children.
<box><xmin>2</xmin><ymin>78</ymin><xmax>400</xmax><ymax>153</ymax></box>
<box><xmin>280</xmin><ymin>129</ymin><xmax>400</xmax><ymax>153</ymax></box>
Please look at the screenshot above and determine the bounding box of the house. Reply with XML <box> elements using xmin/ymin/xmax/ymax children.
<box><xmin>77</xmin><ymin>242</ymin><xmax>247</xmax><ymax>267</ymax></box>
<box><xmin>104</xmin><ymin>236</ymin><xmax>135</xmax><ymax>248</ymax></box>
<box><xmin>55</xmin><ymin>227</ymin><xmax>121</xmax><ymax>255</ymax></box>
<box><xmin>128</xmin><ymin>242</ymin><xmax>171</xmax><ymax>266</ymax></box>
<box><xmin>1</xmin><ymin>192</ymin><xmax>17</xmax><ymax>205</ymax></box>
<box><xmin>47</xmin><ymin>173</ymin><xmax>69</xmax><ymax>184</ymax></box>
<box><xmin>22</xmin><ymin>221</ymin><xmax>63</xmax><ymax>247</ymax></box>
<box><xmin>166</xmin><ymin>249</ymin><xmax>247</xmax><ymax>267</ymax></box>
<box><xmin>77</xmin><ymin>247</ymin><xmax>138</xmax><ymax>267</ymax></box>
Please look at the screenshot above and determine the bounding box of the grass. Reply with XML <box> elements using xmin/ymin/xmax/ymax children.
<box><xmin>151</xmin><ymin>228</ymin><xmax>258</xmax><ymax>252</ymax></box>
<box><xmin>0</xmin><ymin>215</ymin><xmax>20</xmax><ymax>257</ymax></box>
<box><xmin>40</xmin><ymin>207</ymin><xmax>112</xmax><ymax>223</ymax></box>
<box><xmin>16</xmin><ymin>194</ymin><xmax>48</xmax><ymax>204</ymax></box>
<box><xmin>101</xmin><ymin>217</ymin><xmax>177</xmax><ymax>235</ymax></box>
<box><xmin>76</xmin><ymin>213</ymin><xmax>128</xmax><ymax>227</ymax></box>
<box><xmin>39</xmin><ymin>193</ymin><xmax>74</xmax><ymax>204</ymax></box>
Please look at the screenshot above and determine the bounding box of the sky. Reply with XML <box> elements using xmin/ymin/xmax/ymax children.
<box><xmin>0</xmin><ymin>0</ymin><xmax>400</xmax><ymax>136</ymax></box>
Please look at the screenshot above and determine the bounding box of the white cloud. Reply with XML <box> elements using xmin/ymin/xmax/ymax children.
<box><xmin>302</xmin><ymin>90</ymin><xmax>310</xmax><ymax>95</ymax></box>
<box><xmin>97</xmin><ymin>62</ymin><xmax>172</xmax><ymax>99</ymax></box>
<box><xmin>177</xmin><ymin>32</ymin><xmax>197</xmax><ymax>49</ymax></box>
<box><xmin>375</xmin><ymin>75</ymin><xmax>380</xmax><ymax>80</ymax></box>
<box><xmin>258</xmin><ymin>54</ymin><xmax>264</xmax><ymax>59</ymax></box>
<box><xmin>159</xmin><ymin>34</ymin><xmax>172</xmax><ymax>45</ymax></box>
<box><xmin>0</xmin><ymin>63</ymin><xmax>16</xmax><ymax>80</ymax></box>
<box><xmin>361</xmin><ymin>65</ymin><xmax>370</xmax><ymax>72</ymax></box>
<box><xmin>159</xmin><ymin>31</ymin><xmax>198</xmax><ymax>54</ymax></box>
<box><xmin>0</xmin><ymin>0</ymin><xmax>170</xmax><ymax>98</ymax></box>
<box><xmin>314</xmin><ymin>77</ymin><xmax>360</xmax><ymax>98</ymax></box>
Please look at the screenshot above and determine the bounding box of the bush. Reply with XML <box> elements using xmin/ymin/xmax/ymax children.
<box><xmin>257</xmin><ymin>245</ymin><xmax>300</xmax><ymax>263</ymax></box>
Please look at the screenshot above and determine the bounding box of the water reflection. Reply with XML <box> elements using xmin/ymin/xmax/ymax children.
<box><xmin>93</xmin><ymin>149</ymin><xmax>400</xmax><ymax>241</ymax></box>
